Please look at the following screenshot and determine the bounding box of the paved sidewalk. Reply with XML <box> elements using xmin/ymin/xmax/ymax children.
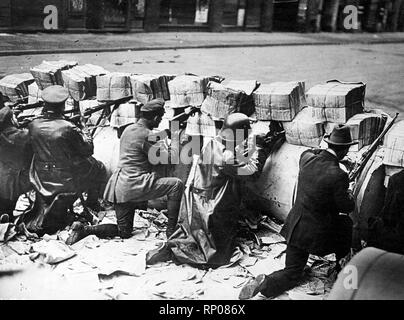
<box><xmin>1</xmin><ymin>31</ymin><xmax>404</xmax><ymax>56</ymax></box>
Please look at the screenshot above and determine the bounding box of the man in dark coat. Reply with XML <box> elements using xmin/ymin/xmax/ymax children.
<box><xmin>239</xmin><ymin>124</ymin><xmax>356</xmax><ymax>300</ymax></box>
<box><xmin>0</xmin><ymin>106</ymin><xmax>32</xmax><ymax>222</ymax></box>
<box><xmin>27</xmin><ymin>85</ymin><xmax>107</xmax><ymax>232</ymax></box>
<box><xmin>368</xmin><ymin>169</ymin><xmax>404</xmax><ymax>253</ymax></box>
<box><xmin>67</xmin><ymin>99</ymin><xmax>184</xmax><ymax>244</ymax></box>
<box><xmin>147</xmin><ymin>113</ymin><xmax>268</xmax><ymax>266</ymax></box>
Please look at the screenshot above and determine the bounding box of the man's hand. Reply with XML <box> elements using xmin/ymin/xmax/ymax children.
<box><xmin>254</xmin><ymin>133</ymin><xmax>267</xmax><ymax>148</ymax></box>
<box><xmin>164</xmin><ymin>128</ymin><xmax>171</xmax><ymax>140</ymax></box>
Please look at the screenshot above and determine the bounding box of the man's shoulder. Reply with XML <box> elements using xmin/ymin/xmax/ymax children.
<box><xmin>121</xmin><ymin>123</ymin><xmax>150</xmax><ymax>141</ymax></box>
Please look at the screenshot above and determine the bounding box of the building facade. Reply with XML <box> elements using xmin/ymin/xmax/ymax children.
<box><xmin>0</xmin><ymin>0</ymin><xmax>403</xmax><ymax>32</ymax></box>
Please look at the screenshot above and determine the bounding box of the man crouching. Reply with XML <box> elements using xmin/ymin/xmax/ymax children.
<box><xmin>67</xmin><ymin>99</ymin><xmax>184</xmax><ymax>244</ymax></box>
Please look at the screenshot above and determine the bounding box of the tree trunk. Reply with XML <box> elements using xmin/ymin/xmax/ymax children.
<box><xmin>208</xmin><ymin>0</ymin><xmax>225</xmax><ymax>32</ymax></box>
<box><xmin>260</xmin><ymin>0</ymin><xmax>274</xmax><ymax>32</ymax></box>
<box><xmin>144</xmin><ymin>0</ymin><xmax>161</xmax><ymax>32</ymax></box>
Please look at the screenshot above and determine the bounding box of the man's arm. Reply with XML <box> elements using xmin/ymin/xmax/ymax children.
<box><xmin>334</xmin><ymin>171</ymin><xmax>355</xmax><ymax>214</ymax></box>
<box><xmin>220</xmin><ymin>136</ymin><xmax>269</xmax><ymax>179</ymax></box>
<box><xmin>143</xmin><ymin>130</ymin><xmax>180</xmax><ymax>165</ymax></box>
<box><xmin>67</xmin><ymin>126</ymin><xmax>94</xmax><ymax>158</ymax></box>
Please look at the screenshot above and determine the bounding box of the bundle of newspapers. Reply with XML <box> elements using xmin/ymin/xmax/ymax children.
<box><xmin>30</xmin><ymin>60</ymin><xmax>78</xmax><ymax>90</ymax></box>
<box><xmin>253</xmin><ymin>81</ymin><xmax>306</xmax><ymax>121</ymax></box>
<box><xmin>96</xmin><ymin>72</ymin><xmax>132</xmax><ymax>102</ymax></box>
<box><xmin>168</xmin><ymin>74</ymin><xmax>207</xmax><ymax>108</ymax></box>
<box><xmin>306</xmin><ymin>80</ymin><xmax>365</xmax><ymax>123</ymax></box>
<box><xmin>283</xmin><ymin>106</ymin><xmax>324</xmax><ymax>148</ymax></box>
<box><xmin>201</xmin><ymin>80</ymin><xmax>258</xmax><ymax>120</ymax></box>
<box><xmin>383</xmin><ymin>120</ymin><xmax>404</xmax><ymax>167</ymax></box>
<box><xmin>62</xmin><ymin>64</ymin><xmax>109</xmax><ymax>101</ymax></box>
<box><xmin>0</xmin><ymin>73</ymin><xmax>34</xmax><ymax>103</ymax></box>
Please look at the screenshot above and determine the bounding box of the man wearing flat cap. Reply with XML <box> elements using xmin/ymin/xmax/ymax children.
<box><xmin>240</xmin><ymin>124</ymin><xmax>356</xmax><ymax>300</ymax></box>
<box><xmin>0</xmin><ymin>106</ymin><xmax>32</xmax><ymax>222</ymax></box>
<box><xmin>27</xmin><ymin>85</ymin><xmax>107</xmax><ymax>233</ymax></box>
<box><xmin>67</xmin><ymin>98</ymin><xmax>184</xmax><ymax>244</ymax></box>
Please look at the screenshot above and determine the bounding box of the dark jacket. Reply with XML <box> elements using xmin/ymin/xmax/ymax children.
<box><xmin>281</xmin><ymin>149</ymin><xmax>355</xmax><ymax>256</ymax></box>
<box><xmin>0</xmin><ymin>125</ymin><xmax>32</xmax><ymax>200</ymax></box>
<box><xmin>368</xmin><ymin>169</ymin><xmax>404</xmax><ymax>253</ymax></box>
<box><xmin>103</xmin><ymin>119</ymin><xmax>177</xmax><ymax>203</ymax></box>
<box><xmin>28</xmin><ymin>114</ymin><xmax>96</xmax><ymax>198</ymax></box>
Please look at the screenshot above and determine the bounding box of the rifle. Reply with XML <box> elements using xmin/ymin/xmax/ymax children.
<box><xmin>349</xmin><ymin>112</ymin><xmax>399</xmax><ymax>182</ymax></box>
<box><xmin>14</xmin><ymin>96</ymin><xmax>134</xmax><ymax>129</ymax></box>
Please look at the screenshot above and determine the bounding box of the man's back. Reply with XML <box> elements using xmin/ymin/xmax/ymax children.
<box><xmin>118</xmin><ymin>121</ymin><xmax>152</xmax><ymax>177</ymax></box>
<box><xmin>281</xmin><ymin>149</ymin><xmax>354</xmax><ymax>256</ymax></box>
<box><xmin>29</xmin><ymin>116</ymin><xmax>93</xmax><ymax>165</ymax></box>
<box><xmin>28</xmin><ymin>115</ymin><xmax>94</xmax><ymax>197</ymax></box>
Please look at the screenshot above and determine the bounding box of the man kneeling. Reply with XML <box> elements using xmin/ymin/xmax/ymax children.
<box><xmin>67</xmin><ymin>99</ymin><xmax>184</xmax><ymax>244</ymax></box>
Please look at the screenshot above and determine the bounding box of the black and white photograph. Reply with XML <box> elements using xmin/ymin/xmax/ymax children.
<box><xmin>0</xmin><ymin>0</ymin><xmax>404</xmax><ymax>309</ymax></box>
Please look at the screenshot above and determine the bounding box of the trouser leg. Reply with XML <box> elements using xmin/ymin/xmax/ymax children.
<box><xmin>79</xmin><ymin>158</ymin><xmax>108</xmax><ymax>210</ymax></box>
<box><xmin>0</xmin><ymin>198</ymin><xmax>17</xmax><ymax>222</ymax></box>
<box><xmin>115</xmin><ymin>201</ymin><xmax>147</xmax><ymax>238</ymax></box>
<box><xmin>86</xmin><ymin>224</ymin><xmax>119</xmax><ymax>239</ymax></box>
<box><xmin>260</xmin><ymin>245</ymin><xmax>309</xmax><ymax>298</ymax></box>
<box><xmin>153</xmin><ymin>178</ymin><xmax>184</xmax><ymax>238</ymax></box>
<box><xmin>334</xmin><ymin>215</ymin><xmax>354</xmax><ymax>270</ymax></box>
<box><xmin>143</xmin><ymin>177</ymin><xmax>185</xmax><ymax>238</ymax></box>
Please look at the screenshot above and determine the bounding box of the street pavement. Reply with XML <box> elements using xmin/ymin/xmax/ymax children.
<box><xmin>1</xmin><ymin>41</ymin><xmax>403</xmax><ymax>120</ymax></box>
<box><xmin>0</xmin><ymin>31</ymin><xmax>404</xmax><ymax>55</ymax></box>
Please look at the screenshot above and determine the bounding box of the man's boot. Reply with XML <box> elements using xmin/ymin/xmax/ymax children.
<box><xmin>66</xmin><ymin>222</ymin><xmax>118</xmax><ymax>245</ymax></box>
<box><xmin>166</xmin><ymin>199</ymin><xmax>181</xmax><ymax>238</ymax></box>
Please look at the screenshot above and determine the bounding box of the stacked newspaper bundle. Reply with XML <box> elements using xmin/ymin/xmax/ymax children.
<box><xmin>168</xmin><ymin>75</ymin><xmax>206</xmax><ymax>108</ymax></box>
<box><xmin>0</xmin><ymin>73</ymin><xmax>34</xmax><ymax>103</ymax></box>
<box><xmin>62</xmin><ymin>69</ymin><xmax>88</xmax><ymax>101</ymax></box>
<box><xmin>253</xmin><ymin>81</ymin><xmax>306</xmax><ymax>121</ymax></box>
<box><xmin>73</xmin><ymin>64</ymin><xmax>109</xmax><ymax>97</ymax></box>
<box><xmin>110</xmin><ymin>102</ymin><xmax>140</xmax><ymax>128</ymax></box>
<box><xmin>383</xmin><ymin>120</ymin><xmax>404</xmax><ymax>167</ymax></box>
<box><xmin>185</xmin><ymin>111</ymin><xmax>217</xmax><ymax>137</ymax></box>
<box><xmin>96</xmin><ymin>72</ymin><xmax>132</xmax><ymax>102</ymax></box>
<box><xmin>150</xmin><ymin>75</ymin><xmax>175</xmax><ymax>101</ymax></box>
<box><xmin>28</xmin><ymin>82</ymin><xmax>42</xmax><ymax>104</ymax></box>
<box><xmin>130</xmin><ymin>74</ymin><xmax>156</xmax><ymax>104</ymax></box>
<box><xmin>62</xmin><ymin>64</ymin><xmax>109</xmax><ymax>101</ymax></box>
<box><xmin>200</xmin><ymin>75</ymin><xmax>225</xmax><ymax>97</ymax></box>
<box><xmin>346</xmin><ymin>113</ymin><xmax>385</xmax><ymax>151</ymax></box>
<box><xmin>200</xmin><ymin>81</ymin><xmax>240</xmax><ymax>120</ymax></box>
<box><xmin>306</xmin><ymin>80</ymin><xmax>365</xmax><ymax>123</ymax></box>
<box><xmin>283</xmin><ymin>106</ymin><xmax>324</xmax><ymax>148</ymax></box>
<box><xmin>224</xmin><ymin>79</ymin><xmax>259</xmax><ymax>116</ymax></box>
<box><xmin>30</xmin><ymin>60</ymin><xmax>77</xmax><ymax>90</ymax></box>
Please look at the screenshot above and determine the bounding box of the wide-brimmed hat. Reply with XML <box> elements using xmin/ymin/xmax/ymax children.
<box><xmin>41</xmin><ymin>85</ymin><xmax>69</xmax><ymax>105</ymax></box>
<box><xmin>324</xmin><ymin>124</ymin><xmax>358</xmax><ymax>146</ymax></box>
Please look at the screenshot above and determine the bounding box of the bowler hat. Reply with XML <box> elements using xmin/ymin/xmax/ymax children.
<box><xmin>140</xmin><ymin>98</ymin><xmax>165</xmax><ymax>113</ymax></box>
<box><xmin>324</xmin><ymin>124</ymin><xmax>358</xmax><ymax>146</ymax></box>
<box><xmin>41</xmin><ymin>85</ymin><xmax>69</xmax><ymax>105</ymax></box>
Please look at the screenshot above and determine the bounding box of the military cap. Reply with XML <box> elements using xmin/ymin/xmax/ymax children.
<box><xmin>140</xmin><ymin>98</ymin><xmax>165</xmax><ymax>113</ymax></box>
<box><xmin>41</xmin><ymin>85</ymin><xmax>69</xmax><ymax>105</ymax></box>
